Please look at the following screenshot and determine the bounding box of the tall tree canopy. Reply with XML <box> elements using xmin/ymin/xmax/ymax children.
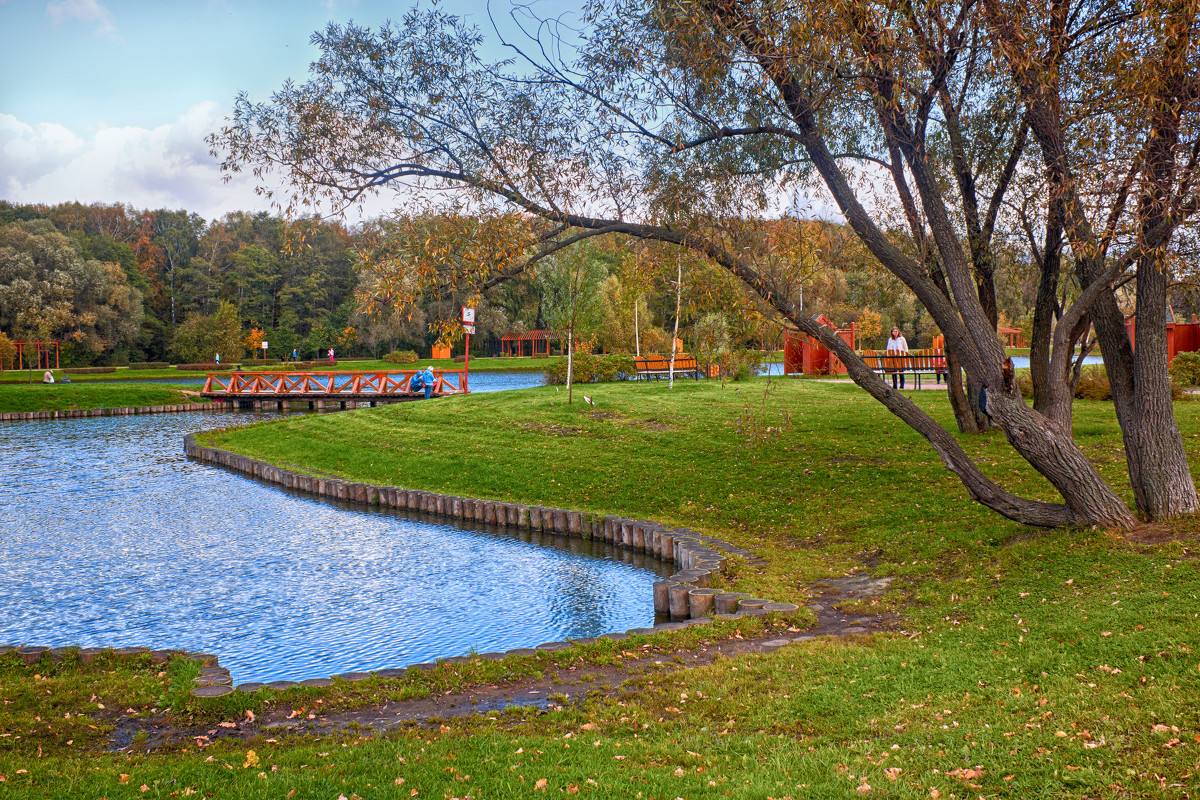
<box><xmin>0</xmin><ymin>220</ymin><xmax>144</xmax><ymax>360</ymax></box>
<box><xmin>211</xmin><ymin>0</ymin><xmax>1200</xmax><ymax>529</ymax></box>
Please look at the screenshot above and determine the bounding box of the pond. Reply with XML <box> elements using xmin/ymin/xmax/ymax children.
<box><xmin>0</xmin><ymin>405</ymin><xmax>673</xmax><ymax>683</ymax></box>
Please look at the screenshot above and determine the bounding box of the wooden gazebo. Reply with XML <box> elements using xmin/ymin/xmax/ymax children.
<box><xmin>499</xmin><ymin>330</ymin><xmax>559</xmax><ymax>357</ymax></box>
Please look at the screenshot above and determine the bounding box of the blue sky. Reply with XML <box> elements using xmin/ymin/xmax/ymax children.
<box><xmin>0</xmin><ymin>0</ymin><xmax>550</xmax><ymax>220</ymax></box>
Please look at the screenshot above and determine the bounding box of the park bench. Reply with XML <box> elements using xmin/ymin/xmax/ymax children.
<box><xmin>860</xmin><ymin>348</ymin><xmax>947</xmax><ymax>389</ymax></box>
<box><xmin>633</xmin><ymin>354</ymin><xmax>703</xmax><ymax>380</ymax></box>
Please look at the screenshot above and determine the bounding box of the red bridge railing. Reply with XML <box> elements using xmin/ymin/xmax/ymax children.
<box><xmin>201</xmin><ymin>370</ymin><xmax>466</xmax><ymax>397</ymax></box>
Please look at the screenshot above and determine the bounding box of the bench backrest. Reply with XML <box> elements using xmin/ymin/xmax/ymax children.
<box><xmin>860</xmin><ymin>348</ymin><xmax>946</xmax><ymax>371</ymax></box>
<box><xmin>634</xmin><ymin>355</ymin><xmax>698</xmax><ymax>370</ymax></box>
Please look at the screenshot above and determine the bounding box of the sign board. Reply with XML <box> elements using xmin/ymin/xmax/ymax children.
<box><xmin>461</xmin><ymin>307</ymin><xmax>475</xmax><ymax>324</ymax></box>
<box><xmin>463</xmin><ymin>325</ymin><xmax>476</xmax><ymax>334</ymax></box>
<box><xmin>261</xmin><ymin>341</ymin><xmax>268</xmax><ymax>350</ymax></box>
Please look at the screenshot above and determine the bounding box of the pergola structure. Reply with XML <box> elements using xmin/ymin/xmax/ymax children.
<box><xmin>499</xmin><ymin>330</ymin><xmax>559</xmax><ymax>357</ymax></box>
<box><xmin>6</xmin><ymin>341</ymin><xmax>60</xmax><ymax>371</ymax></box>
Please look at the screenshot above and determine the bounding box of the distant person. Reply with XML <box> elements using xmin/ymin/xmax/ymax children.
<box><xmin>215</xmin><ymin>352</ymin><xmax>220</xmax><ymax>365</ymax></box>
<box><xmin>328</xmin><ymin>347</ymin><xmax>335</xmax><ymax>364</ymax></box>
<box><xmin>292</xmin><ymin>348</ymin><xmax>298</xmax><ymax>362</ymax></box>
<box><xmin>886</xmin><ymin>326</ymin><xmax>909</xmax><ymax>390</ymax></box>
<box><xmin>409</xmin><ymin>366</ymin><xmax>436</xmax><ymax>399</ymax></box>
<box><xmin>43</xmin><ymin>370</ymin><xmax>54</xmax><ymax>384</ymax></box>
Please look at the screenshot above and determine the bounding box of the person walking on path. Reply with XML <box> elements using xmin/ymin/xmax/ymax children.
<box><xmin>886</xmin><ymin>326</ymin><xmax>909</xmax><ymax>390</ymax></box>
<box><xmin>328</xmin><ymin>348</ymin><xmax>335</xmax><ymax>364</ymax></box>
<box><xmin>215</xmin><ymin>352</ymin><xmax>220</xmax><ymax>366</ymax></box>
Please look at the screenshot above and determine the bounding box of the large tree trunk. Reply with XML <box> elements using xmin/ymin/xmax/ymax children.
<box><xmin>1130</xmin><ymin>256</ymin><xmax>1197</xmax><ymax>516</ymax></box>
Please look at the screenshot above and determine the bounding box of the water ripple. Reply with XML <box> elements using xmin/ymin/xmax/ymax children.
<box><xmin>0</xmin><ymin>404</ymin><xmax>671</xmax><ymax>683</ymax></box>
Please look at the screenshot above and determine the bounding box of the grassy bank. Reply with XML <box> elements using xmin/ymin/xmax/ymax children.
<box><xmin>0</xmin><ymin>383</ymin><xmax>207</xmax><ymax>413</ymax></box>
<box><xmin>4</xmin><ymin>378</ymin><xmax>1199</xmax><ymax>798</ymax></box>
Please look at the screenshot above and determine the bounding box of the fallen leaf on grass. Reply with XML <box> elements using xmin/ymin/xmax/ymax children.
<box><xmin>884</xmin><ymin>768</ymin><xmax>901</xmax><ymax>781</ymax></box>
<box><xmin>535</xmin><ymin>778</ymin><xmax>548</xmax><ymax>791</ymax></box>
<box><xmin>243</xmin><ymin>750</ymin><xmax>259</xmax><ymax>768</ymax></box>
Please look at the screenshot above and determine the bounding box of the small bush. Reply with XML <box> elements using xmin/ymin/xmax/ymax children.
<box><xmin>175</xmin><ymin>362</ymin><xmax>224</xmax><ymax>371</ymax></box>
<box><xmin>545</xmin><ymin>352</ymin><xmax>638</xmax><ymax>384</ymax></box>
<box><xmin>718</xmin><ymin>349</ymin><xmax>764</xmax><ymax>381</ymax></box>
<box><xmin>129</xmin><ymin>361</ymin><xmax>170</xmax><ymax>370</ymax></box>
<box><xmin>1015</xmin><ymin>364</ymin><xmax>1180</xmax><ymax>402</ymax></box>
<box><xmin>63</xmin><ymin>366</ymin><xmax>116</xmax><ymax>374</ymax></box>
<box><xmin>384</xmin><ymin>350</ymin><xmax>419</xmax><ymax>364</ymax></box>
<box><xmin>1074</xmin><ymin>367</ymin><xmax>1111</xmax><ymax>401</ymax></box>
<box><xmin>595</xmin><ymin>353</ymin><xmax>636</xmax><ymax>382</ymax></box>
<box><xmin>1170</xmin><ymin>351</ymin><xmax>1200</xmax><ymax>387</ymax></box>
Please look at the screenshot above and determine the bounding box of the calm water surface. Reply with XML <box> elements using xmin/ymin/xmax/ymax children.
<box><xmin>0</xmin><ymin>402</ymin><xmax>671</xmax><ymax>682</ymax></box>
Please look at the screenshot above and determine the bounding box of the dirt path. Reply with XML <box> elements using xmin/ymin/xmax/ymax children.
<box><xmin>120</xmin><ymin>572</ymin><xmax>898</xmax><ymax>751</ymax></box>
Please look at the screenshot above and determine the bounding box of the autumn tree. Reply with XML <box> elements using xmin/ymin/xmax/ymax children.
<box><xmin>0</xmin><ymin>220</ymin><xmax>144</xmax><ymax>361</ymax></box>
<box><xmin>212</xmin><ymin>1</ymin><xmax>1200</xmax><ymax>528</ymax></box>
<box><xmin>539</xmin><ymin>245</ymin><xmax>608</xmax><ymax>404</ymax></box>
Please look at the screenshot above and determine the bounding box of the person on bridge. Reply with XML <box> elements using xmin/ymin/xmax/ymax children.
<box><xmin>409</xmin><ymin>366</ymin><xmax>436</xmax><ymax>399</ymax></box>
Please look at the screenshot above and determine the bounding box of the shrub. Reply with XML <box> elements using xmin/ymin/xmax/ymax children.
<box><xmin>1170</xmin><ymin>351</ymin><xmax>1200</xmax><ymax>387</ymax></box>
<box><xmin>1017</xmin><ymin>364</ymin><xmax>1181</xmax><ymax>402</ymax></box>
<box><xmin>175</xmin><ymin>362</ymin><xmax>224</xmax><ymax>371</ymax></box>
<box><xmin>129</xmin><ymin>361</ymin><xmax>170</xmax><ymax>370</ymax></box>
<box><xmin>719</xmin><ymin>349</ymin><xmax>764</xmax><ymax>381</ymax></box>
<box><xmin>544</xmin><ymin>351</ymin><xmax>597</xmax><ymax>385</ymax></box>
<box><xmin>384</xmin><ymin>349</ymin><xmax>419</xmax><ymax>364</ymax></box>
<box><xmin>544</xmin><ymin>352</ymin><xmax>638</xmax><ymax>384</ymax></box>
<box><xmin>595</xmin><ymin>353</ymin><xmax>636</xmax><ymax>382</ymax></box>
<box><xmin>63</xmin><ymin>366</ymin><xmax>116</xmax><ymax>374</ymax></box>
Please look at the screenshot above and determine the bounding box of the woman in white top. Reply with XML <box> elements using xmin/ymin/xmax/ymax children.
<box><xmin>886</xmin><ymin>326</ymin><xmax>909</xmax><ymax>389</ymax></box>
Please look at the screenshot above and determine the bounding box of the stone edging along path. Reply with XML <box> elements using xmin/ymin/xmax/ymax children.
<box><xmin>181</xmin><ymin>433</ymin><xmax>803</xmax><ymax>696</ymax></box>
<box><xmin>0</xmin><ymin>402</ymin><xmax>216</xmax><ymax>421</ymax></box>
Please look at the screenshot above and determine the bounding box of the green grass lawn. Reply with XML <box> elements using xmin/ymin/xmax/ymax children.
<box><xmin>4</xmin><ymin>377</ymin><xmax>1199</xmax><ymax>798</ymax></box>
<box><xmin>0</xmin><ymin>382</ymin><xmax>207</xmax><ymax>413</ymax></box>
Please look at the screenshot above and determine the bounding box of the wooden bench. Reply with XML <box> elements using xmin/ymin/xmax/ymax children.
<box><xmin>861</xmin><ymin>348</ymin><xmax>947</xmax><ymax>389</ymax></box>
<box><xmin>634</xmin><ymin>354</ymin><xmax>703</xmax><ymax>380</ymax></box>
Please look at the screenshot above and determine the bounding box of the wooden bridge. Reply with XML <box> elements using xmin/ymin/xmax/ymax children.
<box><xmin>200</xmin><ymin>370</ymin><xmax>467</xmax><ymax>411</ymax></box>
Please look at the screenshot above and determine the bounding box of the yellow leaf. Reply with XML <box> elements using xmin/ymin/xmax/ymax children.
<box><xmin>243</xmin><ymin>750</ymin><xmax>260</xmax><ymax>769</ymax></box>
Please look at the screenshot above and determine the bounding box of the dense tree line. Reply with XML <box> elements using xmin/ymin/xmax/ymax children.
<box><xmin>0</xmin><ymin>201</ymin><xmax>365</xmax><ymax>365</ymax></box>
<box><xmin>5</xmin><ymin>199</ymin><xmax>998</xmax><ymax>368</ymax></box>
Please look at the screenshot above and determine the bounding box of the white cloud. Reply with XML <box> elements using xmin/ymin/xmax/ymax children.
<box><xmin>0</xmin><ymin>105</ymin><xmax>278</xmax><ymax>220</ymax></box>
<box><xmin>45</xmin><ymin>0</ymin><xmax>117</xmax><ymax>37</ymax></box>
<box><xmin>0</xmin><ymin>105</ymin><xmax>404</xmax><ymax>223</ymax></box>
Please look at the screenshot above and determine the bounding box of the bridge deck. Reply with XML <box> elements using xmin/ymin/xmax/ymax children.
<box><xmin>200</xmin><ymin>369</ymin><xmax>467</xmax><ymax>401</ymax></box>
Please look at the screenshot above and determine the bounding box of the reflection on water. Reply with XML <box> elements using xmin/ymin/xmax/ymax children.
<box><xmin>0</xmin><ymin>408</ymin><xmax>670</xmax><ymax>682</ymax></box>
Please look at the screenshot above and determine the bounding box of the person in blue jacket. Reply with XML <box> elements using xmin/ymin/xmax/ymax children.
<box><xmin>409</xmin><ymin>366</ymin><xmax>436</xmax><ymax>399</ymax></box>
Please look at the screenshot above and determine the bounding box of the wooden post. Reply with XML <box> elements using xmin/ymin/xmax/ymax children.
<box><xmin>688</xmin><ymin>588</ymin><xmax>718</xmax><ymax>619</ymax></box>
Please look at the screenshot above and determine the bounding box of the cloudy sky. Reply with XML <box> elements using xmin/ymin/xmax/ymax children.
<box><xmin>0</xmin><ymin>0</ymin><xmax>532</xmax><ymax>222</ymax></box>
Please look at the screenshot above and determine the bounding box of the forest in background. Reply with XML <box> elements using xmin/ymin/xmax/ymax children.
<box><xmin>0</xmin><ymin>198</ymin><xmax>1145</xmax><ymax>368</ymax></box>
